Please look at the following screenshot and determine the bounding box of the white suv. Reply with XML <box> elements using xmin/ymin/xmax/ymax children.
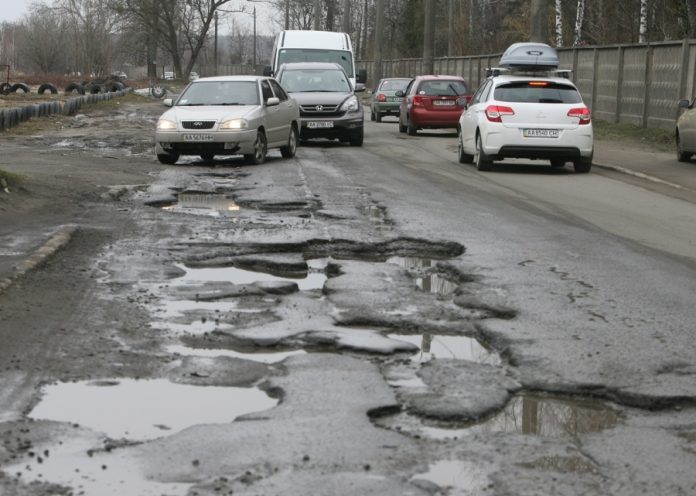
<box><xmin>457</xmin><ymin>44</ymin><xmax>593</xmax><ymax>173</ymax></box>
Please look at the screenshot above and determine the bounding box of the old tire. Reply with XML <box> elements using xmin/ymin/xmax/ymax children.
<box><xmin>151</xmin><ymin>86</ymin><xmax>167</xmax><ymax>98</ymax></box>
<box><xmin>280</xmin><ymin>125</ymin><xmax>298</xmax><ymax>158</ymax></box>
<box><xmin>107</xmin><ymin>81</ymin><xmax>125</xmax><ymax>92</ymax></box>
<box><xmin>244</xmin><ymin>131</ymin><xmax>267</xmax><ymax>165</ymax></box>
<box><xmin>65</xmin><ymin>82</ymin><xmax>85</xmax><ymax>95</ymax></box>
<box><xmin>38</xmin><ymin>83</ymin><xmax>58</xmax><ymax>95</ymax></box>
<box><xmin>475</xmin><ymin>134</ymin><xmax>493</xmax><ymax>171</ymax></box>
<box><xmin>10</xmin><ymin>83</ymin><xmax>30</xmax><ymax>93</ymax></box>
<box><xmin>157</xmin><ymin>152</ymin><xmax>179</xmax><ymax>165</ymax></box>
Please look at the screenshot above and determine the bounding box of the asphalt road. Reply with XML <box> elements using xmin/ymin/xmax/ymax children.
<box><xmin>1</xmin><ymin>98</ymin><xmax>695</xmax><ymax>496</ymax></box>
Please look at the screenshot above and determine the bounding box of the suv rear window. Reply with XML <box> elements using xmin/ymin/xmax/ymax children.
<box><xmin>417</xmin><ymin>80</ymin><xmax>468</xmax><ymax>96</ymax></box>
<box><xmin>494</xmin><ymin>81</ymin><xmax>582</xmax><ymax>104</ymax></box>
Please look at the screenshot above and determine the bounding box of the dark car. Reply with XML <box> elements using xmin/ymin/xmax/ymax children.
<box><xmin>275</xmin><ymin>62</ymin><xmax>365</xmax><ymax>146</ymax></box>
<box><xmin>397</xmin><ymin>75</ymin><xmax>471</xmax><ymax>136</ymax></box>
<box><xmin>370</xmin><ymin>78</ymin><xmax>410</xmax><ymax>122</ymax></box>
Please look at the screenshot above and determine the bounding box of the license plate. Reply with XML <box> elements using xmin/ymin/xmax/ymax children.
<box><xmin>523</xmin><ymin>129</ymin><xmax>559</xmax><ymax>138</ymax></box>
<box><xmin>183</xmin><ymin>134</ymin><xmax>214</xmax><ymax>142</ymax></box>
<box><xmin>433</xmin><ymin>99</ymin><xmax>455</xmax><ymax>106</ymax></box>
<box><xmin>388</xmin><ymin>97</ymin><xmax>403</xmax><ymax>102</ymax></box>
<box><xmin>307</xmin><ymin>121</ymin><xmax>334</xmax><ymax>129</ymax></box>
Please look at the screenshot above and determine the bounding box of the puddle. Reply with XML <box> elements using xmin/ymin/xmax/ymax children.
<box><xmin>173</xmin><ymin>262</ymin><xmax>327</xmax><ymax>291</ymax></box>
<box><xmin>6</xmin><ymin>436</ymin><xmax>191</xmax><ymax>496</ymax></box>
<box><xmin>412</xmin><ymin>460</ymin><xmax>490</xmax><ymax>494</ymax></box>
<box><xmin>161</xmin><ymin>193</ymin><xmax>240</xmax><ymax>217</ymax></box>
<box><xmin>374</xmin><ymin>394</ymin><xmax>622</xmax><ymax>441</ymax></box>
<box><xmin>29</xmin><ymin>379</ymin><xmax>278</xmax><ymax>440</ymax></box>
<box><xmin>167</xmin><ymin>344</ymin><xmax>306</xmax><ymax>363</ymax></box>
<box><xmin>389</xmin><ymin>334</ymin><xmax>501</xmax><ymax>365</ymax></box>
<box><xmin>388</xmin><ymin>257</ymin><xmax>459</xmax><ymax>296</ymax></box>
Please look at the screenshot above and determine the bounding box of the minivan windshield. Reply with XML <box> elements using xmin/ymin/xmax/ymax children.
<box><xmin>277</xmin><ymin>48</ymin><xmax>354</xmax><ymax>78</ymax></box>
<box><xmin>278</xmin><ymin>69</ymin><xmax>352</xmax><ymax>93</ymax></box>
<box><xmin>494</xmin><ymin>82</ymin><xmax>582</xmax><ymax>104</ymax></box>
<box><xmin>177</xmin><ymin>81</ymin><xmax>259</xmax><ymax>106</ymax></box>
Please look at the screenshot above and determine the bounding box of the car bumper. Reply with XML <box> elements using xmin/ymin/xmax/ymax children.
<box><xmin>155</xmin><ymin>129</ymin><xmax>258</xmax><ymax>155</ymax></box>
<box><xmin>299</xmin><ymin>114</ymin><xmax>363</xmax><ymax>140</ymax></box>
<box><xmin>373</xmin><ymin>102</ymin><xmax>401</xmax><ymax>114</ymax></box>
<box><xmin>410</xmin><ymin>107</ymin><xmax>463</xmax><ymax>128</ymax></box>
<box><xmin>482</xmin><ymin>127</ymin><xmax>594</xmax><ymax>158</ymax></box>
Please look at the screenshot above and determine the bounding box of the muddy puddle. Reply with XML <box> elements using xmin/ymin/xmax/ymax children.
<box><xmin>412</xmin><ymin>460</ymin><xmax>491</xmax><ymax>494</ymax></box>
<box><xmin>374</xmin><ymin>394</ymin><xmax>622</xmax><ymax>441</ymax></box>
<box><xmin>388</xmin><ymin>334</ymin><xmax>501</xmax><ymax>365</ymax></box>
<box><xmin>167</xmin><ymin>344</ymin><xmax>306</xmax><ymax>363</ymax></box>
<box><xmin>29</xmin><ymin>378</ymin><xmax>278</xmax><ymax>440</ymax></box>
<box><xmin>161</xmin><ymin>193</ymin><xmax>241</xmax><ymax>217</ymax></box>
<box><xmin>388</xmin><ymin>257</ymin><xmax>459</xmax><ymax>296</ymax></box>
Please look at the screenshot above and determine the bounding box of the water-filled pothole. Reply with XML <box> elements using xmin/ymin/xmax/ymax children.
<box><xmin>29</xmin><ymin>379</ymin><xmax>278</xmax><ymax>440</ymax></box>
<box><xmin>161</xmin><ymin>193</ymin><xmax>240</xmax><ymax>216</ymax></box>
<box><xmin>374</xmin><ymin>394</ymin><xmax>622</xmax><ymax>441</ymax></box>
<box><xmin>412</xmin><ymin>460</ymin><xmax>491</xmax><ymax>494</ymax></box>
<box><xmin>167</xmin><ymin>344</ymin><xmax>306</xmax><ymax>363</ymax></box>
<box><xmin>388</xmin><ymin>257</ymin><xmax>459</xmax><ymax>296</ymax></box>
<box><xmin>388</xmin><ymin>334</ymin><xmax>501</xmax><ymax>365</ymax></box>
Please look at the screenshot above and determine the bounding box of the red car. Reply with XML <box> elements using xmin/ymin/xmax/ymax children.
<box><xmin>397</xmin><ymin>75</ymin><xmax>471</xmax><ymax>136</ymax></box>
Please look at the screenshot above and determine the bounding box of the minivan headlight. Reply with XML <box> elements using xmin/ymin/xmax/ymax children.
<box><xmin>341</xmin><ymin>96</ymin><xmax>359</xmax><ymax>113</ymax></box>
<box><xmin>157</xmin><ymin>118</ymin><xmax>177</xmax><ymax>130</ymax></box>
<box><xmin>220</xmin><ymin>118</ymin><xmax>248</xmax><ymax>130</ymax></box>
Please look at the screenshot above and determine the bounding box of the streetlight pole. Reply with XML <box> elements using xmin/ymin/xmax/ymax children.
<box><xmin>253</xmin><ymin>5</ymin><xmax>257</xmax><ymax>69</ymax></box>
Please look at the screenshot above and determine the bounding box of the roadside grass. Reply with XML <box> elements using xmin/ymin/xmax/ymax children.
<box><xmin>593</xmin><ymin>119</ymin><xmax>674</xmax><ymax>152</ymax></box>
<box><xmin>0</xmin><ymin>169</ymin><xmax>23</xmax><ymax>188</ymax></box>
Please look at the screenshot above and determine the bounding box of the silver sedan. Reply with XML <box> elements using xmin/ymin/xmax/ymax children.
<box><xmin>155</xmin><ymin>75</ymin><xmax>300</xmax><ymax>165</ymax></box>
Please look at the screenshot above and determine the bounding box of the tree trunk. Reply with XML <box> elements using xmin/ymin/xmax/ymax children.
<box><xmin>326</xmin><ymin>0</ymin><xmax>335</xmax><ymax>32</ymax></box>
<box><xmin>530</xmin><ymin>0</ymin><xmax>549</xmax><ymax>43</ymax></box>
<box><xmin>639</xmin><ymin>0</ymin><xmax>648</xmax><ymax>43</ymax></box>
<box><xmin>342</xmin><ymin>0</ymin><xmax>351</xmax><ymax>33</ymax></box>
<box><xmin>555</xmin><ymin>0</ymin><xmax>563</xmax><ymax>47</ymax></box>
<box><xmin>573</xmin><ymin>0</ymin><xmax>585</xmax><ymax>47</ymax></box>
<box><xmin>314</xmin><ymin>0</ymin><xmax>321</xmax><ymax>30</ymax></box>
<box><xmin>423</xmin><ymin>0</ymin><xmax>434</xmax><ymax>74</ymax></box>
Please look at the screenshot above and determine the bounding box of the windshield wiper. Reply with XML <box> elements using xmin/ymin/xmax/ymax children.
<box><xmin>178</xmin><ymin>103</ymin><xmax>205</xmax><ymax>106</ymax></box>
<box><xmin>218</xmin><ymin>102</ymin><xmax>246</xmax><ymax>105</ymax></box>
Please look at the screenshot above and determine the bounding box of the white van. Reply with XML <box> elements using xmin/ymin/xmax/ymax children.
<box><xmin>264</xmin><ymin>30</ymin><xmax>367</xmax><ymax>90</ymax></box>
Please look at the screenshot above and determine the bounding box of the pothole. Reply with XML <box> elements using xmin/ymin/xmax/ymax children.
<box><xmin>388</xmin><ymin>257</ymin><xmax>461</xmax><ymax>296</ymax></box>
<box><xmin>388</xmin><ymin>334</ymin><xmax>501</xmax><ymax>365</ymax></box>
<box><xmin>29</xmin><ymin>378</ymin><xmax>279</xmax><ymax>441</ymax></box>
<box><xmin>167</xmin><ymin>344</ymin><xmax>306</xmax><ymax>363</ymax></box>
<box><xmin>161</xmin><ymin>193</ymin><xmax>241</xmax><ymax>216</ymax></box>
<box><xmin>373</xmin><ymin>394</ymin><xmax>622</xmax><ymax>441</ymax></box>
<box><xmin>411</xmin><ymin>460</ymin><xmax>491</xmax><ymax>494</ymax></box>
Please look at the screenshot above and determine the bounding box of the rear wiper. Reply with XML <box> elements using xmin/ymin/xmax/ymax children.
<box><xmin>538</xmin><ymin>99</ymin><xmax>563</xmax><ymax>103</ymax></box>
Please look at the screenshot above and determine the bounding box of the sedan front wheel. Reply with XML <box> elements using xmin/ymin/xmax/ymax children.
<box><xmin>245</xmin><ymin>131</ymin><xmax>267</xmax><ymax>165</ymax></box>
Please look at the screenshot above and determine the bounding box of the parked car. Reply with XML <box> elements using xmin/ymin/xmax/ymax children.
<box><xmin>676</xmin><ymin>98</ymin><xmax>696</xmax><ymax>162</ymax></box>
<box><xmin>164</xmin><ymin>71</ymin><xmax>176</xmax><ymax>80</ymax></box>
<box><xmin>111</xmin><ymin>71</ymin><xmax>127</xmax><ymax>80</ymax></box>
<box><xmin>370</xmin><ymin>77</ymin><xmax>410</xmax><ymax>122</ymax></box>
<box><xmin>397</xmin><ymin>75</ymin><xmax>471</xmax><ymax>135</ymax></box>
<box><xmin>458</xmin><ymin>43</ymin><xmax>593</xmax><ymax>173</ymax></box>
<box><xmin>155</xmin><ymin>75</ymin><xmax>301</xmax><ymax>165</ymax></box>
<box><xmin>275</xmin><ymin>61</ymin><xmax>365</xmax><ymax>146</ymax></box>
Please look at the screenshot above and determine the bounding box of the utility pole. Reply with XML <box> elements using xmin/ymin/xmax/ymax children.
<box><xmin>214</xmin><ymin>12</ymin><xmax>218</xmax><ymax>76</ymax></box>
<box><xmin>530</xmin><ymin>0</ymin><xmax>549</xmax><ymax>43</ymax></box>
<box><xmin>423</xmin><ymin>0</ymin><xmax>435</xmax><ymax>74</ymax></box>
<box><xmin>314</xmin><ymin>0</ymin><xmax>321</xmax><ymax>30</ymax></box>
<box><xmin>374</xmin><ymin>0</ymin><xmax>385</xmax><ymax>83</ymax></box>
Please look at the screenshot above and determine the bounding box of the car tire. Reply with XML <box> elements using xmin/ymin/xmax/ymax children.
<box><xmin>375</xmin><ymin>112</ymin><xmax>382</xmax><ymax>123</ymax></box>
<box><xmin>398</xmin><ymin>117</ymin><xmax>407</xmax><ymax>133</ymax></box>
<box><xmin>157</xmin><ymin>152</ymin><xmax>179</xmax><ymax>165</ymax></box>
<box><xmin>457</xmin><ymin>130</ymin><xmax>474</xmax><ymax>164</ymax></box>
<box><xmin>573</xmin><ymin>155</ymin><xmax>592</xmax><ymax>173</ymax></box>
<box><xmin>245</xmin><ymin>130</ymin><xmax>267</xmax><ymax>164</ymax></box>
<box><xmin>200</xmin><ymin>153</ymin><xmax>215</xmax><ymax>162</ymax></box>
<box><xmin>280</xmin><ymin>125</ymin><xmax>298</xmax><ymax>158</ymax></box>
<box><xmin>550</xmin><ymin>159</ymin><xmax>566</xmax><ymax>168</ymax></box>
<box><xmin>38</xmin><ymin>83</ymin><xmax>58</xmax><ymax>95</ymax></box>
<box><xmin>370</xmin><ymin>109</ymin><xmax>375</xmax><ymax>121</ymax></box>
<box><xmin>676</xmin><ymin>135</ymin><xmax>692</xmax><ymax>162</ymax></box>
<box><xmin>475</xmin><ymin>134</ymin><xmax>493</xmax><ymax>171</ymax></box>
<box><xmin>349</xmin><ymin>128</ymin><xmax>364</xmax><ymax>146</ymax></box>
<box><xmin>10</xmin><ymin>83</ymin><xmax>30</xmax><ymax>93</ymax></box>
<box><xmin>407</xmin><ymin>117</ymin><xmax>417</xmax><ymax>136</ymax></box>
<box><xmin>64</xmin><ymin>82</ymin><xmax>85</xmax><ymax>95</ymax></box>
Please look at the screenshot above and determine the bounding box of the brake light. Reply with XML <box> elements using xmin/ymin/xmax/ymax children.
<box><xmin>568</xmin><ymin>107</ymin><xmax>591</xmax><ymax>125</ymax></box>
<box><xmin>377</xmin><ymin>93</ymin><xmax>386</xmax><ymax>102</ymax></box>
<box><xmin>485</xmin><ymin>105</ymin><xmax>515</xmax><ymax>123</ymax></box>
<box><xmin>528</xmin><ymin>81</ymin><xmax>548</xmax><ymax>87</ymax></box>
<box><xmin>412</xmin><ymin>95</ymin><xmax>425</xmax><ymax>107</ymax></box>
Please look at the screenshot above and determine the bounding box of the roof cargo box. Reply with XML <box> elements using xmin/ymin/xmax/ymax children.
<box><xmin>499</xmin><ymin>43</ymin><xmax>559</xmax><ymax>70</ymax></box>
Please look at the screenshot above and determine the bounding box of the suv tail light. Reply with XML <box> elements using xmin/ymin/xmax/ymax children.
<box><xmin>377</xmin><ymin>93</ymin><xmax>386</xmax><ymax>102</ymax></box>
<box><xmin>412</xmin><ymin>95</ymin><xmax>425</xmax><ymax>107</ymax></box>
<box><xmin>485</xmin><ymin>105</ymin><xmax>515</xmax><ymax>123</ymax></box>
<box><xmin>568</xmin><ymin>107</ymin><xmax>591</xmax><ymax>125</ymax></box>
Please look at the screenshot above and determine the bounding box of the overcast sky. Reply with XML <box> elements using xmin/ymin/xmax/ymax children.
<box><xmin>0</xmin><ymin>0</ymin><xmax>276</xmax><ymax>35</ymax></box>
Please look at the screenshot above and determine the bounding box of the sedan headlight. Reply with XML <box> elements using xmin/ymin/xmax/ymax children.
<box><xmin>157</xmin><ymin>118</ymin><xmax>177</xmax><ymax>130</ymax></box>
<box><xmin>220</xmin><ymin>118</ymin><xmax>249</xmax><ymax>130</ymax></box>
<box><xmin>340</xmin><ymin>96</ymin><xmax>359</xmax><ymax>113</ymax></box>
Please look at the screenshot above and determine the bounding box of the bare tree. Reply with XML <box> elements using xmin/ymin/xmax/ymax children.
<box><xmin>530</xmin><ymin>0</ymin><xmax>549</xmax><ymax>43</ymax></box>
<box><xmin>639</xmin><ymin>0</ymin><xmax>648</xmax><ymax>42</ymax></box>
<box><xmin>555</xmin><ymin>0</ymin><xmax>563</xmax><ymax>46</ymax></box>
<box><xmin>573</xmin><ymin>0</ymin><xmax>585</xmax><ymax>46</ymax></box>
<box><xmin>19</xmin><ymin>5</ymin><xmax>68</xmax><ymax>74</ymax></box>
<box><xmin>688</xmin><ymin>0</ymin><xmax>696</xmax><ymax>38</ymax></box>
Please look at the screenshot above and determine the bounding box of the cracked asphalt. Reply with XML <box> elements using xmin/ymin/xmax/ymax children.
<box><xmin>0</xmin><ymin>93</ymin><xmax>695</xmax><ymax>495</ymax></box>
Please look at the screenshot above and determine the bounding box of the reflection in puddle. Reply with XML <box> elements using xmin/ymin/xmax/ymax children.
<box><xmin>161</xmin><ymin>193</ymin><xmax>240</xmax><ymax>217</ymax></box>
<box><xmin>167</xmin><ymin>344</ymin><xmax>306</xmax><ymax>363</ymax></box>
<box><xmin>389</xmin><ymin>334</ymin><xmax>501</xmax><ymax>365</ymax></box>
<box><xmin>29</xmin><ymin>379</ymin><xmax>278</xmax><ymax>440</ymax></box>
<box><xmin>174</xmin><ymin>262</ymin><xmax>327</xmax><ymax>290</ymax></box>
<box><xmin>388</xmin><ymin>257</ymin><xmax>458</xmax><ymax>296</ymax></box>
<box><xmin>374</xmin><ymin>394</ymin><xmax>622</xmax><ymax>441</ymax></box>
<box><xmin>7</xmin><ymin>437</ymin><xmax>191</xmax><ymax>496</ymax></box>
<box><xmin>412</xmin><ymin>460</ymin><xmax>490</xmax><ymax>494</ymax></box>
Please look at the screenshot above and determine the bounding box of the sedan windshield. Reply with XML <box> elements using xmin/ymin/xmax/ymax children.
<box><xmin>494</xmin><ymin>82</ymin><xmax>582</xmax><ymax>104</ymax></box>
<box><xmin>177</xmin><ymin>81</ymin><xmax>259</xmax><ymax>106</ymax></box>
<box><xmin>279</xmin><ymin>69</ymin><xmax>352</xmax><ymax>93</ymax></box>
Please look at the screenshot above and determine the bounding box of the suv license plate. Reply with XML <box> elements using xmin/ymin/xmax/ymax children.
<box><xmin>183</xmin><ymin>134</ymin><xmax>214</xmax><ymax>142</ymax></box>
<box><xmin>307</xmin><ymin>121</ymin><xmax>334</xmax><ymax>129</ymax></box>
<box><xmin>523</xmin><ymin>129</ymin><xmax>559</xmax><ymax>138</ymax></box>
<box><xmin>433</xmin><ymin>100</ymin><xmax>455</xmax><ymax>106</ymax></box>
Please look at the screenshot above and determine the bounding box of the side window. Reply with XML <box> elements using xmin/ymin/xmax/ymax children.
<box><xmin>470</xmin><ymin>80</ymin><xmax>491</xmax><ymax>106</ymax></box>
<box><xmin>404</xmin><ymin>79</ymin><xmax>415</xmax><ymax>95</ymax></box>
<box><xmin>481</xmin><ymin>80</ymin><xmax>493</xmax><ymax>102</ymax></box>
<box><xmin>269</xmin><ymin>79</ymin><xmax>288</xmax><ymax>101</ymax></box>
<box><xmin>261</xmin><ymin>80</ymin><xmax>274</xmax><ymax>101</ymax></box>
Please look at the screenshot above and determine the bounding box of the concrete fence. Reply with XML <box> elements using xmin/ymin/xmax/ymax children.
<box><xmin>357</xmin><ymin>40</ymin><xmax>696</xmax><ymax>130</ymax></box>
<box><xmin>0</xmin><ymin>89</ymin><xmax>132</xmax><ymax>132</ymax></box>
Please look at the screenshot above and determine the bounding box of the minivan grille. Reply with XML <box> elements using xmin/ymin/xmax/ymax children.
<box><xmin>182</xmin><ymin>121</ymin><xmax>216</xmax><ymax>130</ymax></box>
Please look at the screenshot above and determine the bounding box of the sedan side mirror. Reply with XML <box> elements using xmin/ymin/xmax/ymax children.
<box><xmin>266</xmin><ymin>97</ymin><xmax>280</xmax><ymax>106</ymax></box>
<box><xmin>678</xmin><ymin>99</ymin><xmax>691</xmax><ymax>109</ymax></box>
<box><xmin>163</xmin><ymin>98</ymin><xmax>173</xmax><ymax>107</ymax></box>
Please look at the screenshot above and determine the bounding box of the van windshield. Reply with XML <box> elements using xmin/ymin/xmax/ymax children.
<box><xmin>278</xmin><ymin>69</ymin><xmax>352</xmax><ymax>93</ymax></box>
<box><xmin>277</xmin><ymin>49</ymin><xmax>354</xmax><ymax>78</ymax></box>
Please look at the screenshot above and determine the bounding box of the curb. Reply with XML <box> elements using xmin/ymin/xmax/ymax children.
<box><xmin>592</xmin><ymin>161</ymin><xmax>693</xmax><ymax>192</ymax></box>
<box><xmin>0</xmin><ymin>224</ymin><xmax>78</xmax><ymax>295</ymax></box>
